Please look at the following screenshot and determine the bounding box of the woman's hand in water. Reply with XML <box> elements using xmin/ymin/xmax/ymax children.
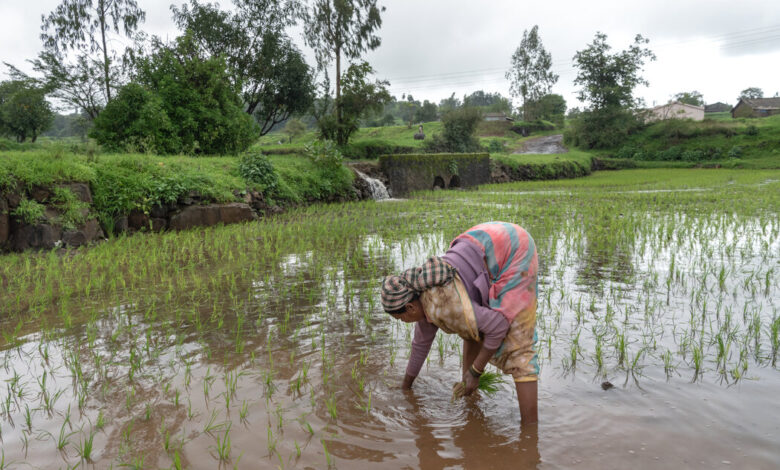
<box><xmin>462</xmin><ymin>370</ymin><xmax>479</xmax><ymax>396</ymax></box>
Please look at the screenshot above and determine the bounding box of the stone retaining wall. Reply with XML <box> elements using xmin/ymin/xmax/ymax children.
<box><xmin>378</xmin><ymin>153</ymin><xmax>491</xmax><ymax>196</ymax></box>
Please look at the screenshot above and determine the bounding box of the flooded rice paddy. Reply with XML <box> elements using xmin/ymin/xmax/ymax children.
<box><xmin>1</xmin><ymin>169</ymin><xmax>779</xmax><ymax>469</ymax></box>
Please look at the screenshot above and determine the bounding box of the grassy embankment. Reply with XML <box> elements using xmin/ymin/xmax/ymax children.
<box><xmin>602</xmin><ymin>114</ymin><xmax>780</xmax><ymax>169</ymax></box>
<box><xmin>0</xmin><ymin>151</ymin><xmax>354</xmax><ymax>231</ymax></box>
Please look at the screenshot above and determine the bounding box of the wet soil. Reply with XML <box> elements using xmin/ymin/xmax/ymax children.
<box><xmin>1</xmin><ymin>182</ymin><xmax>778</xmax><ymax>469</ymax></box>
<box><xmin>515</xmin><ymin>134</ymin><xmax>569</xmax><ymax>154</ymax></box>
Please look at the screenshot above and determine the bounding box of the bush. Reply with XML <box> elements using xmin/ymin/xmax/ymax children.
<box><xmin>564</xmin><ymin>108</ymin><xmax>642</xmax><ymax>149</ymax></box>
<box><xmin>745</xmin><ymin>125</ymin><xmax>759</xmax><ymax>136</ymax></box>
<box><xmin>238</xmin><ymin>152</ymin><xmax>278</xmax><ymax>193</ymax></box>
<box><xmin>11</xmin><ymin>198</ymin><xmax>46</xmax><ymax>224</ymax></box>
<box><xmin>91</xmin><ymin>36</ymin><xmax>258</xmax><ymax>155</ymax></box>
<box><xmin>727</xmin><ymin>146</ymin><xmax>743</xmax><ymax>159</ymax></box>
<box><xmin>488</xmin><ymin>139</ymin><xmax>505</xmax><ymax>153</ymax></box>
<box><xmin>424</xmin><ymin>107</ymin><xmax>483</xmax><ymax>153</ymax></box>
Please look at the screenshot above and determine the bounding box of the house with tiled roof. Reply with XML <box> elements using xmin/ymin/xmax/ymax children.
<box><xmin>731</xmin><ymin>97</ymin><xmax>780</xmax><ymax>118</ymax></box>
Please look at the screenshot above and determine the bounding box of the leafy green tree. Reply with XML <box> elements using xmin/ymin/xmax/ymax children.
<box><xmin>41</xmin><ymin>0</ymin><xmax>146</xmax><ymax>104</ymax></box>
<box><xmin>303</xmin><ymin>0</ymin><xmax>385</xmax><ymax>135</ymax></box>
<box><xmin>283</xmin><ymin>118</ymin><xmax>307</xmax><ymax>143</ymax></box>
<box><xmin>529</xmin><ymin>93</ymin><xmax>566</xmax><ymax>127</ymax></box>
<box><xmin>567</xmin><ymin>32</ymin><xmax>655</xmax><ymax>149</ymax></box>
<box><xmin>91</xmin><ymin>35</ymin><xmax>256</xmax><ymax>154</ymax></box>
<box><xmin>172</xmin><ymin>0</ymin><xmax>314</xmax><ymax>135</ymax></box>
<box><xmin>0</xmin><ymin>80</ymin><xmax>54</xmax><ymax>142</ymax></box>
<box><xmin>739</xmin><ymin>87</ymin><xmax>763</xmax><ymax>100</ymax></box>
<box><xmin>317</xmin><ymin>61</ymin><xmax>390</xmax><ymax>145</ymax></box>
<box><xmin>673</xmin><ymin>91</ymin><xmax>704</xmax><ymax>106</ymax></box>
<box><xmin>506</xmin><ymin>25</ymin><xmax>558</xmax><ymax>120</ymax></box>
<box><xmin>414</xmin><ymin>100</ymin><xmax>438</xmax><ymax>123</ymax></box>
<box><xmin>424</xmin><ymin>107</ymin><xmax>482</xmax><ymax>153</ymax></box>
<box><xmin>573</xmin><ymin>32</ymin><xmax>655</xmax><ymax>111</ymax></box>
<box><xmin>438</xmin><ymin>93</ymin><xmax>461</xmax><ymax>113</ymax></box>
<box><xmin>89</xmin><ymin>83</ymin><xmax>178</xmax><ymax>152</ymax></box>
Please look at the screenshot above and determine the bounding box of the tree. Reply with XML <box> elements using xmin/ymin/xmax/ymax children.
<box><xmin>739</xmin><ymin>87</ymin><xmax>764</xmax><ymax>100</ymax></box>
<box><xmin>506</xmin><ymin>26</ymin><xmax>559</xmax><ymax>120</ymax></box>
<box><xmin>317</xmin><ymin>61</ymin><xmax>390</xmax><ymax>145</ymax></box>
<box><xmin>567</xmin><ymin>32</ymin><xmax>655</xmax><ymax>149</ymax></box>
<box><xmin>673</xmin><ymin>91</ymin><xmax>704</xmax><ymax>106</ymax></box>
<box><xmin>530</xmin><ymin>93</ymin><xmax>566</xmax><ymax>127</ymax></box>
<box><xmin>463</xmin><ymin>90</ymin><xmax>512</xmax><ymax>114</ymax></box>
<box><xmin>90</xmin><ymin>35</ymin><xmax>257</xmax><ymax>154</ymax></box>
<box><xmin>0</xmin><ymin>80</ymin><xmax>54</xmax><ymax>142</ymax></box>
<box><xmin>423</xmin><ymin>107</ymin><xmax>482</xmax><ymax>153</ymax></box>
<box><xmin>303</xmin><ymin>0</ymin><xmax>385</xmax><ymax>132</ymax></box>
<box><xmin>40</xmin><ymin>0</ymin><xmax>146</xmax><ymax>104</ymax></box>
<box><xmin>414</xmin><ymin>100</ymin><xmax>438</xmax><ymax>123</ymax></box>
<box><xmin>283</xmin><ymin>118</ymin><xmax>307</xmax><ymax>143</ymax></box>
<box><xmin>438</xmin><ymin>93</ymin><xmax>461</xmax><ymax>113</ymax></box>
<box><xmin>572</xmin><ymin>32</ymin><xmax>655</xmax><ymax>111</ymax></box>
<box><xmin>172</xmin><ymin>0</ymin><xmax>314</xmax><ymax>135</ymax></box>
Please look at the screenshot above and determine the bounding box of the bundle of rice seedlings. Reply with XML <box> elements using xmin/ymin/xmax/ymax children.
<box><xmin>452</xmin><ymin>370</ymin><xmax>506</xmax><ymax>401</ymax></box>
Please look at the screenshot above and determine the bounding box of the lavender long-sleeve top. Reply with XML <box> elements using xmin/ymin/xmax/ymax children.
<box><xmin>405</xmin><ymin>238</ymin><xmax>510</xmax><ymax>377</ymax></box>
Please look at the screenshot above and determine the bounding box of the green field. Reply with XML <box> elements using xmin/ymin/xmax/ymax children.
<box><xmin>1</xmin><ymin>168</ymin><xmax>778</xmax><ymax>468</ymax></box>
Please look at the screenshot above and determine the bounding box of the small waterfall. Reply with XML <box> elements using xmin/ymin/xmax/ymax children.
<box><xmin>355</xmin><ymin>170</ymin><xmax>390</xmax><ymax>200</ymax></box>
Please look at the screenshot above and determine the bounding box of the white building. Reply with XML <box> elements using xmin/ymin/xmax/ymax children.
<box><xmin>646</xmin><ymin>102</ymin><xmax>705</xmax><ymax>122</ymax></box>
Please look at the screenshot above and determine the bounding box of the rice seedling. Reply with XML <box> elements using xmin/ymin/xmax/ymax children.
<box><xmin>0</xmin><ymin>168</ymin><xmax>777</xmax><ymax>467</ymax></box>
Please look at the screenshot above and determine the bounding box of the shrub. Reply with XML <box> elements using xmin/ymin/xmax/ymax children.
<box><xmin>565</xmin><ymin>108</ymin><xmax>642</xmax><ymax>149</ymax></box>
<box><xmin>727</xmin><ymin>146</ymin><xmax>743</xmax><ymax>159</ymax></box>
<box><xmin>745</xmin><ymin>125</ymin><xmax>759</xmax><ymax>136</ymax></box>
<box><xmin>238</xmin><ymin>152</ymin><xmax>278</xmax><ymax>193</ymax></box>
<box><xmin>424</xmin><ymin>107</ymin><xmax>483</xmax><ymax>153</ymax></box>
<box><xmin>51</xmin><ymin>187</ymin><xmax>90</xmax><ymax>230</ymax></box>
<box><xmin>487</xmin><ymin>139</ymin><xmax>505</xmax><ymax>153</ymax></box>
<box><xmin>11</xmin><ymin>198</ymin><xmax>46</xmax><ymax>224</ymax></box>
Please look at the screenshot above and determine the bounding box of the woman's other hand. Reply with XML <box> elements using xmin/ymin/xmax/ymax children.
<box><xmin>462</xmin><ymin>370</ymin><xmax>479</xmax><ymax>396</ymax></box>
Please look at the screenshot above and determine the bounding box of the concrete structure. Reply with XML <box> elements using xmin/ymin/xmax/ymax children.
<box><xmin>379</xmin><ymin>153</ymin><xmax>490</xmax><ymax>197</ymax></box>
<box><xmin>647</xmin><ymin>102</ymin><xmax>704</xmax><ymax>122</ymax></box>
<box><xmin>731</xmin><ymin>97</ymin><xmax>780</xmax><ymax>118</ymax></box>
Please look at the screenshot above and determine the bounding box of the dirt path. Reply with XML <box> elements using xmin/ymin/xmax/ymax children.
<box><xmin>514</xmin><ymin>134</ymin><xmax>568</xmax><ymax>154</ymax></box>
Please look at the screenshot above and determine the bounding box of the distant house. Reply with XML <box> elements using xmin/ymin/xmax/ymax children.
<box><xmin>704</xmin><ymin>102</ymin><xmax>731</xmax><ymax>113</ymax></box>
<box><xmin>483</xmin><ymin>112</ymin><xmax>513</xmax><ymax>122</ymax></box>
<box><xmin>731</xmin><ymin>97</ymin><xmax>780</xmax><ymax>118</ymax></box>
<box><xmin>646</xmin><ymin>102</ymin><xmax>704</xmax><ymax>122</ymax></box>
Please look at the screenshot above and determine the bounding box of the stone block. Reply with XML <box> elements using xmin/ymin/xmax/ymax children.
<box><xmin>12</xmin><ymin>224</ymin><xmax>62</xmax><ymax>251</ymax></box>
<box><xmin>128</xmin><ymin>211</ymin><xmax>149</xmax><ymax>230</ymax></box>
<box><xmin>169</xmin><ymin>203</ymin><xmax>257</xmax><ymax>231</ymax></box>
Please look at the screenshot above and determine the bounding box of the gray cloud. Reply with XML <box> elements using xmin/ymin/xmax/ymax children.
<box><xmin>2</xmin><ymin>0</ymin><xmax>779</xmax><ymax>110</ymax></box>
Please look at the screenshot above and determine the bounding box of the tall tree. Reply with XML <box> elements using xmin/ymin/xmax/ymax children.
<box><xmin>0</xmin><ymin>80</ymin><xmax>54</xmax><ymax>142</ymax></box>
<box><xmin>567</xmin><ymin>32</ymin><xmax>655</xmax><ymax>149</ymax></box>
<box><xmin>171</xmin><ymin>0</ymin><xmax>314</xmax><ymax>135</ymax></box>
<box><xmin>316</xmin><ymin>61</ymin><xmax>389</xmax><ymax>145</ymax></box>
<box><xmin>506</xmin><ymin>25</ymin><xmax>558</xmax><ymax>120</ymax></box>
<box><xmin>673</xmin><ymin>91</ymin><xmax>704</xmax><ymax>106</ymax></box>
<box><xmin>303</xmin><ymin>0</ymin><xmax>384</xmax><ymax>129</ymax></box>
<box><xmin>41</xmin><ymin>0</ymin><xmax>146</xmax><ymax>104</ymax></box>
<box><xmin>739</xmin><ymin>87</ymin><xmax>764</xmax><ymax>100</ymax></box>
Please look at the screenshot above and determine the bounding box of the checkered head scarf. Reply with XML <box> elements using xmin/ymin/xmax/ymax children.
<box><xmin>381</xmin><ymin>256</ymin><xmax>456</xmax><ymax>313</ymax></box>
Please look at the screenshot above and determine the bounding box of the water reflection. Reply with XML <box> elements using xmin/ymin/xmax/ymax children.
<box><xmin>403</xmin><ymin>389</ymin><xmax>540</xmax><ymax>470</ymax></box>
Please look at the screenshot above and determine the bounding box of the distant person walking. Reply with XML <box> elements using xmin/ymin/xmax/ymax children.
<box><xmin>381</xmin><ymin>221</ymin><xmax>539</xmax><ymax>424</ymax></box>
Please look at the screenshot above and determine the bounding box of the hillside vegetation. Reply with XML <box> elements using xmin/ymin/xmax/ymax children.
<box><xmin>607</xmin><ymin>115</ymin><xmax>780</xmax><ymax>168</ymax></box>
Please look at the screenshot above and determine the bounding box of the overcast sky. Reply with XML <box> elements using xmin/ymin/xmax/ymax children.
<box><xmin>2</xmin><ymin>0</ymin><xmax>779</xmax><ymax>112</ymax></box>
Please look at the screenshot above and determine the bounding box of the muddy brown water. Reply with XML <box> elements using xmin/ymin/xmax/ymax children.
<box><xmin>1</xmin><ymin>216</ymin><xmax>778</xmax><ymax>469</ymax></box>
